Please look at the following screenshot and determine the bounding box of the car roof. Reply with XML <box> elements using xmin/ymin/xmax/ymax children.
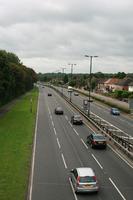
<box><xmin>91</xmin><ymin>133</ymin><xmax>103</xmax><ymax>136</ymax></box>
<box><xmin>112</xmin><ymin>107</ymin><xmax>118</xmax><ymax>110</ymax></box>
<box><xmin>76</xmin><ymin>168</ymin><xmax>95</xmax><ymax>176</ymax></box>
<box><xmin>56</xmin><ymin>106</ymin><xmax>62</xmax><ymax>109</ymax></box>
<box><xmin>74</xmin><ymin>114</ymin><xmax>81</xmax><ymax>117</ymax></box>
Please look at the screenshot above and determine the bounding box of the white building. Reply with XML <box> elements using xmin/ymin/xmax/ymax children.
<box><xmin>128</xmin><ymin>82</ymin><xmax>133</xmax><ymax>92</ymax></box>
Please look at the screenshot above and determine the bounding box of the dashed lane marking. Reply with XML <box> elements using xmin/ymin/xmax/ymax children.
<box><xmin>109</xmin><ymin>178</ymin><xmax>126</xmax><ymax>200</ymax></box>
<box><xmin>81</xmin><ymin>138</ymin><xmax>88</xmax><ymax>149</ymax></box>
<box><xmin>61</xmin><ymin>153</ymin><xmax>67</xmax><ymax>169</ymax></box>
<box><xmin>92</xmin><ymin>154</ymin><xmax>103</xmax><ymax>170</ymax></box>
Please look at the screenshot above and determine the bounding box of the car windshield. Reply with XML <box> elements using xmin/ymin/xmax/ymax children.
<box><xmin>79</xmin><ymin>176</ymin><xmax>96</xmax><ymax>183</ymax></box>
<box><xmin>112</xmin><ymin>108</ymin><xmax>119</xmax><ymax>111</ymax></box>
<box><xmin>57</xmin><ymin>107</ymin><xmax>62</xmax><ymax>110</ymax></box>
<box><xmin>93</xmin><ymin>135</ymin><xmax>105</xmax><ymax>140</ymax></box>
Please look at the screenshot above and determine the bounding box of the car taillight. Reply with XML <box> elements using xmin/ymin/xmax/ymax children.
<box><xmin>92</xmin><ymin>141</ymin><xmax>96</xmax><ymax>144</ymax></box>
<box><xmin>93</xmin><ymin>176</ymin><xmax>96</xmax><ymax>181</ymax></box>
<box><xmin>76</xmin><ymin>176</ymin><xmax>80</xmax><ymax>185</ymax></box>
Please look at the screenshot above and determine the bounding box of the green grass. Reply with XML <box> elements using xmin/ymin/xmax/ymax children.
<box><xmin>0</xmin><ymin>88</ymin><xmax>38</xmax><ymax>200</ymax></box>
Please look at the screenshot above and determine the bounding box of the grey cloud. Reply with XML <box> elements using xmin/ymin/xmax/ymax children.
<box><xmin>0</xmin><ymin>0</ymin><xmax>133</xmax><ymax>73</ymax></box>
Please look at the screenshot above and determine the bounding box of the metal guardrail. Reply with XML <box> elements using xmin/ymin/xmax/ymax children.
<box><xmin>89</xmin><ymin>113</ymin><xmax>133</xmax><ymax>150</ymax></box>
<box><xmin>45</xmin><ymin>84</ymin><xmax>133</xmax><ymax>160</ymax></box>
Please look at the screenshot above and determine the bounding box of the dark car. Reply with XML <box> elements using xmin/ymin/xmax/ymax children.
<box><xmin>87</xmin><ymin>133</ymin><xmax>107</xmax><ymax>149</ymax></box>
<box><xmin>88</xmin><ymin>98</ymin><xmax>93</xmax><ymax>102</ymax></box>
<box><xmin>110</xmin><ymin>107</ymin><xmax>120</xmax><ymax>115</ymax></box>
<box><xmin>55</xmin><ymin>106</ymin><xmax>64</xmax><ymax>114</ymax></box>
<box><xmin>48</xmin><ymin>93</ymin><xmax>52</xmax><ymax>96</ymax></box>
<box><xmin>71</xmin><ymin>114</ymin><xmax>83</xmax><ymax>125</ymax></box>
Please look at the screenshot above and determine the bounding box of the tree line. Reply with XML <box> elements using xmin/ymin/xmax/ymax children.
<box><xmin>0</xmin><ymin>50</ymin><xmax>37</xmax><ymax>106</ymax></box>
<box><xmin>38</xmin><ymin>71</ymin><xmax>131</xmax><ymax>89</ymax></box>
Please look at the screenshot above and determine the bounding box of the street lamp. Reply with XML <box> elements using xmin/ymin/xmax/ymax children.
<box><xmin>84</xmin><ymin>55</ymin><xmax>98</xmax><ymax>117</ymax></box>
<box><xmin>61</xmin><ymin>67</ymin><xmax>65</xmax><ymax>96</ymax></box>
<box><xmin>68</xmin><ymin>63</ymin><xmax>76</xmax><ymax>83</ymax></box>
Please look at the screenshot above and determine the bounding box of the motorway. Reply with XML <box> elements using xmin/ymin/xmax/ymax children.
<box><xmin>58</xmin><ymin>87</ymin><xmax>133</xmax><ymax>137</ymax></box>
<box><xmin>30</xmin><ymin>86</ymin><xmax>133</xmax><ymax>200</ymax></box>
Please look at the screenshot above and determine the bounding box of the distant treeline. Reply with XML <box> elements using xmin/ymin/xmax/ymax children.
<box><xmin>38</xmin><ymin>71</ymin><xmax>133</xmax><ymax>89</ymax></box>
<box><xmin>0</xmin><ymin>50</ymin><xmax>37</xmax><ymax>106</ymax></box>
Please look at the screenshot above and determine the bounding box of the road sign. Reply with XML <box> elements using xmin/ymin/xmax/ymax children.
<box><xmin>83</xmin><ymin>99</ymin><xmax>88</xmax><ymax>110</ymax></box>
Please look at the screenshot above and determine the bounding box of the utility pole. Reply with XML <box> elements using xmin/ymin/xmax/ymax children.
<box><xmin>84</xmin><ymin>55</ymin><xmax>98</xmax><ymax>117</ymax></box>
<box><xmin>68</xmin><ymin>63</ymin><xmax>76</xmax><ymax>83</ymax></box>
<box><xmin>61</xmin><ymin>67</ymin><xmax>65</xmax><ymax>96</ymax></box>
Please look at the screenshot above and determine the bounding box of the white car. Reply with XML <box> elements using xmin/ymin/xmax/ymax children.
<box><xmin>70</xmin><ymin>167</ymin><xmax>99</xmax><ymax>193</ymax></box>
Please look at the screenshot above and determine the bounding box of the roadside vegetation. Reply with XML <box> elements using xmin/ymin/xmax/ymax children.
<box><xmin>38</xmin><ymin>71</ymin><xmax>129</xmax><ymax>89</ymax></box>
<box><xmin>0</xmin><ymin>50</ymin><xmax>37</xmax><ymax>107</ymax></box>
<box><xmin>105</xmin><ymin>90</ymin><xmax>133</xmax><ymax>100</ymax></box>
<box><xmin>0</xmin><ymin>87</ymin><xmax>38</xmax><ymax>200</ymax></box>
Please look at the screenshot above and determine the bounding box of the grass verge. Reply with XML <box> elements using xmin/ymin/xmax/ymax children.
<box><xmin>0</xmin><ymin>87</ymin><xmax>38</xmax><ymax>200</ymax></box>
<box><xmin>75</xmin><ymin>89</ymin><xmax>130</xmax><ymax>113</ymax></box>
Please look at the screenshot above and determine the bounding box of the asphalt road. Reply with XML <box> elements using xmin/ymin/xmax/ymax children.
<box><xmin>30</xmin><ymin>86</ymin><xmax>133</xmax><ymax>200</ymax></box>
<box><xmin>59</xmin><ymin>87</ymin><xmax>133</xmax><ymax>137</ymax></box>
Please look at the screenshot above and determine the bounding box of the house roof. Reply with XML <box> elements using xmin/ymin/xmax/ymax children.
<box><xmin>98</xmin><ymin>78</ymin><xmax>108</xmax><ymax>84</ymax></box>
<box><xmin>104</xmin><ymin>78</ymin><xmax>120</xmax><ymax>85</ymax></box>
<box><xmin>116</xmin><ymin>78</ymin><xmax>133</xmax><ymax>86</ymax></box>
<box><xmin>128</xmin><ymin>82</ymin><xmax>133</xmax><ymax>86</ymax></box>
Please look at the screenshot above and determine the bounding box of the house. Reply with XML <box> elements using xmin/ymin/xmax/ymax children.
<box><xmin>115</xmin><ymin>78</ymin><xmax>133</xmax><ymax>91</ymax></box>
<box><xmin>96</xmin><ymin>79</ymin><xmax>107</xmax><ymax>92</ymax></box>
<box><xmin>128</xmin><ymin>82</ymin><xmax>133</xmax><ymax>92</ymax></box>
<box><xmin>104</xmin><ymin>78</ymin><xmax>121</xmax><ymax>92</ymax></box>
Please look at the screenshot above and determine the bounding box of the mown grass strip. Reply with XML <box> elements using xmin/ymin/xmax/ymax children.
<box><xmin>0</xmin><ymin>87</ymin><xmax>38</xmax><ymax>200</ymax></box>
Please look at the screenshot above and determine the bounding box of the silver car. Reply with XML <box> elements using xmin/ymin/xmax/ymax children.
<box><xmin>70</xmin><ymin>167</ymin><xmax>99</xmax><ymax>193</ymax></box>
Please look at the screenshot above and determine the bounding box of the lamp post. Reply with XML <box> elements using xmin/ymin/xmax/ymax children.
<box><xmin>85</xmin><ymin>55</ymin><xmax>98</xmax><ymax>116</ymax></box>
<box><xmin>61</xmin><ymin>67</ymin><xmax>65</xmax><ymax>96</ymax></box>
<box><xmin>68</xmin><ymin>63</ymin><xmax>76</xmax><ymax>83</ymax></box>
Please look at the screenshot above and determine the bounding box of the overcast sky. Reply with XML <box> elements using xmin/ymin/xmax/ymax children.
<box><xmin>0</xmin><ymin>0</ymin><xmax>133</xmax><ymax>74</ymax></box>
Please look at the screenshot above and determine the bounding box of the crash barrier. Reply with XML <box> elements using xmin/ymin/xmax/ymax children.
<box><xmin>46</xmin><ymin>84</ymin><xmax>133</xmax><ymax>160</ymax></box>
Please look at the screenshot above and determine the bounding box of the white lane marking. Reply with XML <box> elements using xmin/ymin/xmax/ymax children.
<box><xmin>48</xmin><ymin>106</ymin><xmax>51</xmax><ymax>115</ymax></box>
<box><xmin>109</xmin><ymin>178</ymin><xmax>126</xmax><ymax>200</ymax></box>
<box><xmin>69</xmin><ymin>178</ymin><xmax>78</xmax><ymax>200</ymax></box>
<box><xmin>68</xmin><ymin>121</ymin><xmax>73</xmax><ymax>127</ymax></box>
<box><xmin>108</xmin><ymin>144</ymin><xmax>133</xmax><ymax>169</ymax></box>
<box><xmin>81</xmin><ymin>138</ymin><xmax>88</xmax><ymax>149</ymax></box>
<box><xmin>65</xmin><ymin>115</ymin><xmax>68</xmax><ymax>120</ymax></box>
<box><xmin>50</xmin><ymin>115</ymin><xmax>52</xmax><ymax>120</ymax></box>
<box><xmin>73</xmin><ymin>128</ymin><xmax>79</xmax><ymax>136</ymax></box>
<box><xmin>119</xmin><ymin>118</ymin><xmax>125</xmax><ymax>122</ymax></box>
<box><xmin>52</xmin><ymin>121</ymin><xmax>54</xmax><ymax>127</ymax></box>
<box><xmin>91</xmin><ymin>111</ymin><xmax>131</xmax><ymax>138</ymax></box>
<box><xmin>29</xmin><ymin>92</ymin><xmax>40</xmax><ymax>200</ymax></box>
<box><xmin>84</xmin><ymin>120</ymin><xmax>133</xmax><ymax>169</ymax></box>
<box><xmin>49</xmin><ymin>87</ymin><xmax>133</xmax><ymax>170</ymax></box>
<box><xmin>92</xmin><ymin>154</ymin><xmax>103</xmax><ymax>170</ymax></box>
<box><xmin>61</xmin><ymin>153</ymin><xmax>67</xmax><ymax>169</ymax></box>
<box><xmin>53</xmin><ymin>127</ymin><xmax>57</xmax><ymax>135</ymax></box>
<box><xmin>57</xmin><ymin>138</ymin><xmax>61</xmax><ymax>149</ymax></box>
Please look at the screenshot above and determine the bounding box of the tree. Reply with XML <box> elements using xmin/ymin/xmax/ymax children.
<box><xmin>63</xmin><ymin>74</ymin><xmax>68</xmax><ymax>84</ymax></box>
<box><xmin>113</xmin><ymin>90</ymin><xmax>123</xmax><ymax>99</ymax></box>
<box><xmin>114</xmin><ymin>72</ymin><xmax>126</xmax><ymax>79</ymax></box>
<box><xmin>7</xmin><ymin>52</ymin><xmax>20</xmax><ymax>64</ymax></box>
<box><xmin>0</xmin><ymin>50</ymin><xmax>37</xmax><ymax>105</ymax></box>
